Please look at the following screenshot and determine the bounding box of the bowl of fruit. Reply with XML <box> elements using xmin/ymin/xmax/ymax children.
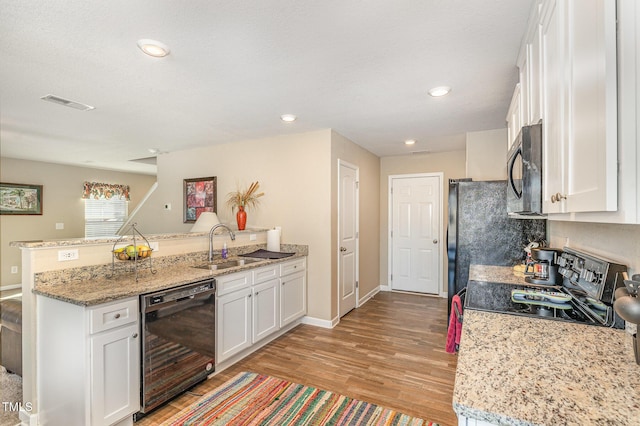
<box><xmin>113</xmin><ymin>244</ymin><xmax>152</xmax><ymax>261</ymax></box>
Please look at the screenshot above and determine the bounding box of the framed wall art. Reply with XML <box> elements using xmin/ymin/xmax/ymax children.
<box><xmin>183</xmin><ymin>176</ymin><xmax>217</xmax><ymax>223</ymax></box>
<box><xmin>0</xmin><ymin>182</ymin><xmax>43</xmax><ymax>215</ymax></box>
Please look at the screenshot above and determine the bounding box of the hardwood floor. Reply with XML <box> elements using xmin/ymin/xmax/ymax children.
<box><xmin>137</xmin><ymin>291</ymin><xmax>459</xmax><ymax>425</ymax></box>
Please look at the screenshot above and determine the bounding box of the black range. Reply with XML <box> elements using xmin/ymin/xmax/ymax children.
<box><xmin>464</xmin><ymin>247</ymin><xmax>628</xmax><ymax>329</ymax></box>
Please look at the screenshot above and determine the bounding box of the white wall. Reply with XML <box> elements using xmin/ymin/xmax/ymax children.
<box><xmin>465</xmin><ymin>128</ymin><xmax>508</xmax><ymax>180</ymax></box>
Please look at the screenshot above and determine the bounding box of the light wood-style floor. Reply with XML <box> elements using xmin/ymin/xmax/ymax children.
<box><xmin>137</xmin><ymin>291</ymin><xmax>459</xmax><ymax>425</ymax></box>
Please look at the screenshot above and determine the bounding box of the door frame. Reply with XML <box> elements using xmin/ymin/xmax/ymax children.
<box><xmin>337</xmin><ymin>159</ymin><xmax>360</xmax><ymax>317</ymax></box>
<box><xmin>388</xmin><ymin>172</ymin><xmax>445</xmax><ymax>297</ymax></box>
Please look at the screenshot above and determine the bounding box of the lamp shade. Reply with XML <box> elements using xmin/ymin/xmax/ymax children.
<box><xmin>189</xmin><ymin>212</ymin><xmax>220</xmax><ymax>232</ymax></box>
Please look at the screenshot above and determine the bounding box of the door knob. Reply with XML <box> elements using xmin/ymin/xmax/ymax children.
<box><xmin>340</xmin><ymin>247</ymin><xmax>347</xmax><ymax>252</ymax></box>
<box><xmin>433</xmin><ymin>239</ymin><xmax>438</xmax><ymax>244</ymax></box>
<box><xmin>132</xmin><ymin>333</ymin><xmax>138</xmax><ymax>339</ymax></box>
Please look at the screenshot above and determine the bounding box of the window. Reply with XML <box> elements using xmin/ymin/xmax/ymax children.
<box><xmin>84</xmin><ymin>198</ymin><xmax>128</xmax><ymax>238</ymax></box>
<box><xmin>82</xmin><ymin>181</ymin><xmax>131</xmax><ymax>238</ymax></box>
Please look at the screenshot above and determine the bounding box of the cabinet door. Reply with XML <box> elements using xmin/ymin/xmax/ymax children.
<box><xmin>564</xmin><ymin>0</ymin><xmax>617</xmax><ymax>212</ymax></box>
<box><xmin>541</xmin><ymin>0</ymin><xmax>567</xmax><ymax>213</ymax></box>
<box><xmin>216</xmin><ymin>287</ymin><xmax>252</xmax><ymax>362</ymax></box>
<box><xmin>90</xmin><ymin>323</ymin><xmax>140</xmax><ymax>426</ymax></box>
<box><xmin>252</xmin><ymin>279</ymin><xmax>280</xmax><ymax>343</ymax></box>
<box><xmin>529</xmin><ymin>22</ymin><xmax>543</xmax><ymax>124</ymax></box>
<box><xmin>507</xmin><ymin>84</ymin><xmax>522</xmax><ymax>148</ymax></box>
<box><xmin>280</xmin><ymin>271</ymin><xmax>306</xmax><ymax>328</ymax></box>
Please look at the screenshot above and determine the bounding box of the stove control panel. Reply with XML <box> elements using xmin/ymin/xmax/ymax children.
<box><xmin>558</xmin><ymin>247</ymin><xmax>626</xmax><ymax>304</ymax></box>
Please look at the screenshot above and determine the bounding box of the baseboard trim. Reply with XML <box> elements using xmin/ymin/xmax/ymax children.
<box><xmin>380</xmin><ymin>285</ymin><xmax>391</xmax><ymax>292</ymax></box>
<box><xmin>19</xmin><ymin>407</ymin><xmax>37</xmax><ymax>426</ymax></box>
<box><xmin>301</xmin><ymin>315</ymin><xmax>339</xmax><ymax>329</ymax></box>
<box><xmin>358</xmin><ymin>286</ymin><xmax>379</xmax><ymax>306</ymax></box>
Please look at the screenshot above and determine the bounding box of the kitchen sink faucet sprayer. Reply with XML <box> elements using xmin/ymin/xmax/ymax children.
<box><xmin>208</xmin><ymin>224</ymin><xmax>236</xmax><ymax>262</ymax></box>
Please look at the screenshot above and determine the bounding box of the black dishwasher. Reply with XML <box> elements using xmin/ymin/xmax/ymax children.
<box><xmin>136</xmin><ymin>278</ymin><xmax>216</xmax><ymax>419</ymax></box>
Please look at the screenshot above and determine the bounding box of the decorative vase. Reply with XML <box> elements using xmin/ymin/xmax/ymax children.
<box><xmin>236</xmin><ymin>205</ymin><xmax>247</xmax><ymax>231</ymax></box>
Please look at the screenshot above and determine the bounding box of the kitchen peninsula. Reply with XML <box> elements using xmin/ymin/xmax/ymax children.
<box><xmin>11</xmin><ymin>229</ymin><xmax>308</xmax><ymax>426</ymax></box>
<box><xmin>453</xmin><ymin>265</ymin><xmax>640</xmax><ymax>426</ymax></box>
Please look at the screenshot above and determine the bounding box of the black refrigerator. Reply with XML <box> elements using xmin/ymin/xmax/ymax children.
<box><xmin>447</xmin><ymin>179</ymin><xmax>546</xmax><ymax>314</ymax></box>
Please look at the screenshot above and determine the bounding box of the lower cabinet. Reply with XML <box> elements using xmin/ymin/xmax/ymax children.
<box><xmin>216</xmin><ymin>257</ymin><xmax>307</xmax><ymax>365</ymax></box>
<box><xmin>37</xmin><ymin>296</ymin><xmax>140</xmax><ymax>426</ymax></box>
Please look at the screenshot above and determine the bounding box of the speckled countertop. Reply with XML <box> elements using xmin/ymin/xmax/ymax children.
<box><xmin>33</xmin><ymin>244</ymin><xmax>307</xmax><ymax>306</ymax></box>
<box><xmin>453</xmin><ymin>265</ymin><xmax>640</xmax><ymax>426</ymax></box>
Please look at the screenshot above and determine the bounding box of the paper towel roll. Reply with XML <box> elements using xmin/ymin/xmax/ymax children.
<box><xmin>267</xmin><ymin>228</ymin><xmax>281</xmax><ymax>252</ymax></box>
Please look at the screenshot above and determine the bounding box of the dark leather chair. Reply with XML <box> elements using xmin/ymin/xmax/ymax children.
<box><xmin>0</xmin><ymin>299</ymin><xmax>22</xmax><ymax>376</ymax></box>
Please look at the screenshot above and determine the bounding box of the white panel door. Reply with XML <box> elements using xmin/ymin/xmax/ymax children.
<box><xmin>391</xmin><ymin>175</ymin><xmax>441</xmax><ymax>294</ymax></box>
<box><xmin>338</xmin><ymin>161</ymin><xmax>358</xmax><ymax>317</ymax></box>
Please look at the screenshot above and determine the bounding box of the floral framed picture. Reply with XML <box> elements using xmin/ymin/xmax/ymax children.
<box><xmin>0</xmin><ymin>182</ymin><xmax>43</xmax><ymax>215</ymax></box>
<box><xmin>183</xmin><ymin>176</ymin><xmax>217</xmax><ymax>223</ymax></box>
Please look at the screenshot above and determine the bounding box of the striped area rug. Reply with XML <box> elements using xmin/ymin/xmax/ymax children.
<box><xmin>166</xmin><ymin>372</ymin><xmax>438</xmax><ymax>425</ymax></box>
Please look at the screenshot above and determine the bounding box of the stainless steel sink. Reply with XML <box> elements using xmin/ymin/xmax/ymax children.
<box><xmin>193</xmin><ymin>258</ymin><xmax>261</xmax><ymax>271</ymax></box>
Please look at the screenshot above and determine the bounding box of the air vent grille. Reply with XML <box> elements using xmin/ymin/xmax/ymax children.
<box><xmin>41</xmin><ymin>94</ymin><xmax>95</xmax><ymax>111</ymax></box>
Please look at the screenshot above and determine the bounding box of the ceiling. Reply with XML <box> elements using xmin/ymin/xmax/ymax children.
<box><xmin>0</xmin><ymin>0</ymin><xmax>533</xmax><ymax>175</ymax></box>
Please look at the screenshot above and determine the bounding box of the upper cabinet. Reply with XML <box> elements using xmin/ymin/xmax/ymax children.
<box><xmin>511</xmin><ymin>0</ymin><xmax>634</xmax><ymax>220</ymax></box>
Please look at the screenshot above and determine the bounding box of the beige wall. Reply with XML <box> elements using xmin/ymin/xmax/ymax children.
<box><xmin>331</xmin><ymin>131</ymin><xmax>381</xmax><ymax>318</ymax></box>
<box><xmin>548</xmin><ymin>221</ymin><xmax>640</xmax><ymax>276</ymax></box>
<box><xmin>134</xmin><ymin>129</ymin><xmax>337</xmax><ymax>321</ymax></box>
<box><xmin>379</xmin><ymin>150</ymin><xmax>467</xmax><ymax>293</ymax></box>
<box><xmin>0</xmin><ymin>157</ymin><xmax>156</xmax><ymax>287</ymax></box>
<box><xmin>466</xmin><ymin>128</ymin><xmax>508</xmax><ymax>180</ymax></box>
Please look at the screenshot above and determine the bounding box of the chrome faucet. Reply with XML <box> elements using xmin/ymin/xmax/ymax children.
<box><xmin>208</xmin><ymin>223</ymin><xmax>236</xmax><ymax>262</ymax></box>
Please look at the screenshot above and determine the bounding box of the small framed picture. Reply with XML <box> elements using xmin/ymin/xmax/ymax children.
<box><xmin>183</xmin><ymin>176</ymin><xmax>217</xmax><ymax>223</ymax></box>
<box><xmin>0</xmin><ymin>182</ymin><xmax>43</xmax><ymax>215</ymax></box>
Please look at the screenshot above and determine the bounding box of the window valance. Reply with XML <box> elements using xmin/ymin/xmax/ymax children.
<box><xmin>82</xmin><ymin>181</ymin><xmax>130</xmax><ymax>200</ymax></box>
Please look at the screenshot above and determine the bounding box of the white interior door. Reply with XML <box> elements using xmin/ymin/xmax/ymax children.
<box><xmin>338</xmin><ymin>160</ymin><xmax>358</xmax><ymax>317</ymax></box>
<box><xmin>390</xmin><ymin>175</ymin><xmax>441</xmax><ymax>294</ymax></box>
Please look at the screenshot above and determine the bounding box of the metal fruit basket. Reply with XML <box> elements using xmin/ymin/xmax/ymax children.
<box><xmin>108</xmin><ymin>223</ymin><xmax>157</xmax><ymax>281</ymax></box>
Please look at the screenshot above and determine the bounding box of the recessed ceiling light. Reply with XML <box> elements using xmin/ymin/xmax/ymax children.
<box><xmin>428</xmin><ymin>86</ymin><xmax>451</xmax><ymax>97</ymax></box>
<box><xmin>137</xmin><ymin>39</ymin><xmax>170</xmax><ymax>57</ymax></box>
<box><xmin>280</xmin><ymin>114</ymin><xmax>297</xmax><ymax>123</ymax></box>
<box><xmin>404</xmin><ymin>139</ymin><xmax>416</xmax><ymax>146</ymax></box>
<box><xmin>148</xmin><ymin>148</ymin><xmax>160</xmax><ymax>154</ymax></box>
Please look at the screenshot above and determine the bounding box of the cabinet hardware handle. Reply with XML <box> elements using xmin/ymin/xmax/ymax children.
<box><xmin>551</xmin><ymin>194</ymin><xmax>557</xmax><ymax>203</ymax></box>
<box><xmin>340</xmin><ymin>247</ymin><xmax>347</xmax><ymax>252</ymax></box>
<box><xmin>556</xmin><ymin>192</ymin><xmax>566</xmax><ymax>201</ymax></box>
<box><xmin>248</xmin><ymin>294</ymin><xmax>251</xmax><ymax>298</ymax></box>
<box><xmin>282</xmin><ymin>282</ymin><xmax>285</xmax><ymax>285</ymax></box>
<box><xmin>433</xmin><ymin>239</ymin><xmax>438</xmax><ymax>244</ymax></box>
<box><xmin>114</xmin><ymin>313</ymin><xmax>121</xmax><ymax>319</ymax></box>
<box><xmin>132</xmin><ymin>333</ymin><xmax>138</xmax><ymax>339</ymax></box>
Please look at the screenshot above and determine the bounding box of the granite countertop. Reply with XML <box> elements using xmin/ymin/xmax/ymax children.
<box><xmin>33</xmin><ymin>246</ymin><xmax>307</xmax><ymax>306</ymax></box>
<box><xmin>454</xmin><ymin>265</ymin><xmax>640</xmax><ymax>425</ymax></box>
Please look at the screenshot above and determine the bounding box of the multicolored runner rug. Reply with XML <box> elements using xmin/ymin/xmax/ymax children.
<box><xmin>166</xmin><ymin>371</ymin><xmax>438</xmax><ymax>425</ymax></box>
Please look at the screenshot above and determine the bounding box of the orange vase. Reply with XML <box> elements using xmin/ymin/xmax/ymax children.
<box><xmin>236</xmin><ymin>206</ymin><xmax>247</xmax><ymax>231</ymax></box>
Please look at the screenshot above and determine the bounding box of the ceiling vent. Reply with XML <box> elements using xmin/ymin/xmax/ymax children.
<box><xmin>41</xmin><ymin>94</ymin><xmax>95</xmax><ymax>111</ymax></box>
<box><xmin>129</xmin><ymin>156</ymin><xmax>158</xmax><ymax>165</ymax></box>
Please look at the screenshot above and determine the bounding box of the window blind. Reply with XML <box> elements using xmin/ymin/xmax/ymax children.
<box><xmin>85</xmin><ymin>198</ymin><xmax>128</xmax><ymax>238</ymax></box>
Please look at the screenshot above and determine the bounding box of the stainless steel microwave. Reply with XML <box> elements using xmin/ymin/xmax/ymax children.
<box><xmin>507</xmin><ymin>122</ymin><xmax>543</xmax><ymax>216</ymax></box>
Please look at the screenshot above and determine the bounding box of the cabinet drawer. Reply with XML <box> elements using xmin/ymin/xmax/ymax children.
<box><xmin>253</xmin><ymin>265</ymin><xmax>278</xmax><ymax>284</ymax></box>
<box><xmin>217</xmin><ymin>271</ymin><xmax>252</xmax><ymax>296</ymax></box>
<box><xmin>89</xmin><ymin>298</ymin><xmax>138</xmax><ymax>334</ymax></box>
<box><xmin>280</xmin><ymin>258</ymin><xmax>306</xmax><ymax>277</ymax></box>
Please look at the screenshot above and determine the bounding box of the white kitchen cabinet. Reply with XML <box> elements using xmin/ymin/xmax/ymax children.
<box><xmin>548</xmin><ymin>0</ymin><xmax>640</xmax><ymax>224</ymax></box>
<box><xmin>216</xmin><ymin>286</ymin><xmax>252</xmax><ymax>362</ymax></box>
<box><xmin>90</xmin><ymin>323</ymin><xmax>140</xmax><ymax>426</ymax></box>
<box><xmin>541</xmin><ymin>0</ymin><xmax>618</xmax><ymax>214</ymax></box>
<box><xmin>280</xmin><ymin>258</ymin><xmax>307</xmax><ymax>328</ymax></box>
<box><xmin>506</xmin><ymin>83</ymin><xmax>522</xmax><ymax>149</ymax></box>
<box><xmin>37</xmin><ymin>296</ymin><xmax>140</xmax><ymax>426</ymax></box>
<box><xmin>216</xmin><ymin>257</ymin><xmax>307</xmax><ymax>367</ymax></box>
<box><xmin>252</xmin><ymin>278</ymin><xmax>280</xmax><ymax>343</ymax></box>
